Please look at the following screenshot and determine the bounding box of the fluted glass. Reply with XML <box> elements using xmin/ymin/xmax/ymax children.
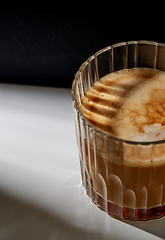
<box><xmin>72</xmin><ymin>41</ymin><xmax>165</xmax><ymax>221</ymax></box>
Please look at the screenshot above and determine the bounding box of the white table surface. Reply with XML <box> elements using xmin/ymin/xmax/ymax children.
<box><xmin>0</xmin><ymin>83</ymin><xmax>164</xmax><ymax>240</ymax></box>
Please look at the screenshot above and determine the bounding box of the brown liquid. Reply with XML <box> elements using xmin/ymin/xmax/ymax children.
<box><xmin>79</xmin><ymin>68</ymin><xmax>165</xmax><ymax>220</ymax></box>
<box><xmin>81</xmin><ymin>158</ymin><xmax>165</xmax><ymax>220</ymax></box>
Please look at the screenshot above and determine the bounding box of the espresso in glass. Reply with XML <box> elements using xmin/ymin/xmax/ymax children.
<box><xmin>72</xmin><ymin>41</ymin><xmax>165</xmax><ymax>221</ymax></box>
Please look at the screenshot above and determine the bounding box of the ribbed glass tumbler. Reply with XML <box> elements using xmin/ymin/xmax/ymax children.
<box><xmin>71</xmin><ymin>41</ymin><xmax>165</xmax><ymax>221</ymax></box>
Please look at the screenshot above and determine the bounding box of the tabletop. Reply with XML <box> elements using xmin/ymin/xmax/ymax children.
<box><xmin>0</xmin><ymin>84</ymin><xmax>164</xmax><ymax>240</ymax></box>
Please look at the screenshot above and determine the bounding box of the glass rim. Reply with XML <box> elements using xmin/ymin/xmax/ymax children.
<box><xmin>72</xmin><ymin>40</ymin><xmax>165</xmax><ymax>146</ymax></box>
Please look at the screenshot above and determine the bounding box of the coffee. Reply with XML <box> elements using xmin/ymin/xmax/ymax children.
<box><xmin>80</xmin><ymin>68</ymin><xmax>165</xmax><ymax>142</ymax></box>
<box><xmin>79</xmin><ymin>68</ymin><xmax>165</xmax><ymax>220</ymax></box>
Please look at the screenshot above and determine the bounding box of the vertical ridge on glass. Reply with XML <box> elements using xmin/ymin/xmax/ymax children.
<box><xmin>94</xmin><ymin>55</ymin><xmax>100</xmax><ymax>82</ymax></box>
<box><xmin>93</xmin><ymin>129</ymin><xmax>98</xmax><ymax>205</ymax></box>
<box><xmin>90</xmin><ymin>56</ymin><xmax>98</xmax><ymax>85</ymax></box>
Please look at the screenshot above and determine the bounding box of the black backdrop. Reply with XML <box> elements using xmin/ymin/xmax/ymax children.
<box><xmin>0</xmin><ymin>3</ymin><xmax>164</xmax><ymax>88</ymax></box>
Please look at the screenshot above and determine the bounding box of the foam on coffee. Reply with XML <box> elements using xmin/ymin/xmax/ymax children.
<box><xmin>80</xmin><ymin>68</ymin><xmax>165</xmax><ymax>142</ymax></box>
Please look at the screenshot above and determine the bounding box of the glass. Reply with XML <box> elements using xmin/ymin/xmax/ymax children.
<box><xmin>71</xmin><ymin>41</ymin><xmax>165</xmax><ymax>221</ymax></box>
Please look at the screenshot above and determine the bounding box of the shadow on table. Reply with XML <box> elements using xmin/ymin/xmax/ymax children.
<box><xmin>125</xmin><ymin>216</ymin><xmax>165</xmax><ymax>239</ymax></box>
<box><xmin>0</xmin><ymin>189</ymin><xmax>164</xmax><ymax>240</ymax></box>
<box><xmin>0</xmin><ymin>190</ymin><xmax>110</xmax><ymax>240</ymax></box>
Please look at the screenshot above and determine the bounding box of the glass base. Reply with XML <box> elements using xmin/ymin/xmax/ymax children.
<box><xmin>80</xmin><ymin>159</ymin><xmax>165</xmax><ymax>221</ymax></box>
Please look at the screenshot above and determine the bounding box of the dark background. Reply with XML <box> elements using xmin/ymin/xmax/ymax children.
<box><xmin>0</xmin><ymin>3</ymin><xmax>163</xmax><ymax>88</ymax></box>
